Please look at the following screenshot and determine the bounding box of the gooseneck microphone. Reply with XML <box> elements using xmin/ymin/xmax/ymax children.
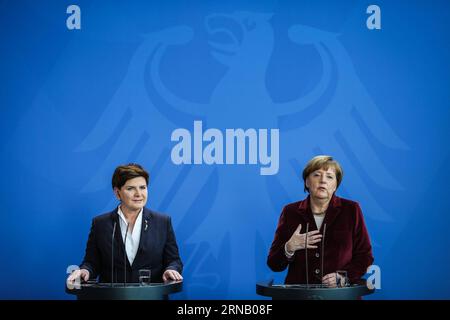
<box><xmin>305</xmin><ymin>223</ymin><xmax>309</xmax><ymax>288</ymax></box>
<box><xmin>123</xmin><ymin>222</ymin><xmax>129</xmax><ymax>286</ymax></box>
<box><xmin>321</xmin><ymin>223</ymin><xmax>327</xmax><ymax>285</ymax></box>
<box><xmin>111</xmin><ymin>221</ymin><xmax>117</xmax><ymax>287</ymax></box>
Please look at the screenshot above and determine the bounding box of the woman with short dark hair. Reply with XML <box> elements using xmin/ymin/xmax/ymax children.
<box><xmin>67</xmin><ymin>163</ymin><xmax>183</xmax><ymax>285</ymax></box>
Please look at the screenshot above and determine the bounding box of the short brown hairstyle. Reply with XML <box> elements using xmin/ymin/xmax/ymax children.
<box><xmin>302</xmin><ymin>155</ymin><xmax>343</xmax><ymax>193</ymax></box>
<box><xmin>112</xmin><ymin>163</ymin><xmax>149</xmax><ymax>190</ymax></box>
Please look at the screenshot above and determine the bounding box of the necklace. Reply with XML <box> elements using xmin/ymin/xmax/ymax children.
<box><xmin>313</xmin><ymin>211</ymin><xmax>326</xmax><ymax>216</ymax></box>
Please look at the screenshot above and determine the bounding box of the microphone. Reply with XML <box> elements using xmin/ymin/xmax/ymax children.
<box><xmin>305</xmin><ymin>223</ymin><xmax>309</xmax><ymax>289</ymax></box>
<box><xmin>123</xmin><ymin>222</ymin><xmax>129</xmax><ymax>286</ymax></box>
<box><xmin>321</xmin><ymin>223</ymin><xmax>327</xmax><ymax>286</ymax></box>
<box><xmin>111</xmin><ymin>221</ymin><xmax>117</xmax><ymax>287</ymax></box>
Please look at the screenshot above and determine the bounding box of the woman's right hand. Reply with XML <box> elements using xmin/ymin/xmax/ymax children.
<box><xmin>67</xmin><ymin>269</ymin><xmax>90</xmax><ymax>286</ymax></box>
<box><xmin>286</xmin><ymin>224</ymin><xmax>322</xmax><ymax>253</ymax></box>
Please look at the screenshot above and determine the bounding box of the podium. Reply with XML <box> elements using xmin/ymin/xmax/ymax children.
<box><xmin>66</xmin><ymin>281</ymin><xmax>183</xmax><ymax>300</ymax></box>
<box><xmin>256</xmin><ymin>280</ymin><xmax>374</xmax><ymax>300</ymax></box>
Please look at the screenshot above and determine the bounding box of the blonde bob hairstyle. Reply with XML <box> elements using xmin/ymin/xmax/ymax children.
<box><xmin>302</xmin><ymin>155</ymin><xmax>343</xmax><ymax>193</ymax></box>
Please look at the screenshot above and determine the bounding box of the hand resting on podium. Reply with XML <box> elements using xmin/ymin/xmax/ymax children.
<box><xmin>162</xmin><ymin>269</ymin><xmax>183</xmax><ymax>282</ymax></box>
<box><xmin>67</xmin><ymin>269</ymin><xmax>90</xmax><ymax>286</ymax></box>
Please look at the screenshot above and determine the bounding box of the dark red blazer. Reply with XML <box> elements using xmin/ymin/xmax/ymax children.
<box><xmin>267</xmin><ymin>195</ymin><xmax>374</xmax><ymax>284</ymax></box>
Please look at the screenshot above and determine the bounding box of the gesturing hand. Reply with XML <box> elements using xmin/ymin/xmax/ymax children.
<box><xmin>286</xmin><ymin>224</ymin><xmax>322</xmax><ymax>253</ymax></box>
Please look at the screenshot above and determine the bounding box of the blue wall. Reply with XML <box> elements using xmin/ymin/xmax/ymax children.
<box><xmin>0</xmin><ymin>0</ymin><xmax>449</xmax><ymax>299</ymax></box>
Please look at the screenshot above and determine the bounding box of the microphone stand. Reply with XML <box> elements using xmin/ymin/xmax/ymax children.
<box><xmin>321</xmin><ymin>223</ymin><xmax>327</xmax><ymax>287</ymax></box>
<box><xmin>111</xmin><ymin>221</ymin><xmax>116</xmax><ymax>287</ymax></box>
<box><xmin>305</xmin><ymin>223</ymin><xmax>309</xmax><ymax>289</ymax></box>
<box><xmin>123</xmin><ymin>222</ymin><xmax>129</xmax><ymax>287</ymax></box>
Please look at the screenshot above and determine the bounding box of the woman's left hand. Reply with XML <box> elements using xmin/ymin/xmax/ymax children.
<box><xmin>163</xmin><ymin>269</ymin><xmax>183</xmax><ymax>282</ymax></box>
<box><xmin>322</xmin><ymin>272</ymin><xmax>338</xmax><ymax>288</ymax></box>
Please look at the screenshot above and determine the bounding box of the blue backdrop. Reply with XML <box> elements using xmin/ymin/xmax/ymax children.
<box><xmin>1</xmin><ymin>0</ymin><xmax>449</xmax><ymax>299</ymax></box>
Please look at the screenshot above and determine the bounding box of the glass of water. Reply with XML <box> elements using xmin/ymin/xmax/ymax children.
<box><xmin>336</xmin><ymin>270</ymin><xmax>350</xmax><ymax>287</ymax></box>
<box><xmin>139</xmin><ymin>269</ymin><xmax>151</xmax><ymax>286</ymax></box>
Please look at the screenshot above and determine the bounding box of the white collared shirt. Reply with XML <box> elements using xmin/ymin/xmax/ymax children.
<box><xmin>117</xmin><ymin>206</ymin><xmax>142</xmax><ymax>266</ymax></box>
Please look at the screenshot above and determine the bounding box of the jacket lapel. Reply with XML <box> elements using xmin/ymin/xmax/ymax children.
<box><xmin>111</xmin><ymin>208</ymin><xmax>133</xmax><ymax>269</ymax></box>
<box><xmin>298</xmin><ymin>196</ymin><xmax>318</xmax><ymax>232</ymax></box>
<box><xmin>297</xmin><ymin>195</ymin><xmax>342</xmax><ymax>233</ymax></box>
<box><xmin>111</xmin><ymin>208</ymin><xmax>124</xmax><ymax>252</ymax></box>
<box><xmin>321</xmin><ymin>194</ymin><xmax>342</xmax><ymax>232</ymax></box>
<box><xmin>131</xmin><ymin>208</ymin><xmax>153</xmax><ymax>268</ymax></box>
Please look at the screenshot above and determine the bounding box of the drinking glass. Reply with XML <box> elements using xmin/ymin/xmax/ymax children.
<box><xmin>139</xmin><ymin>269</ymin><xmax>151</xmax><ymax>286</ymax></box>
<box><xmin>336</xmin><ymin>270</ymin><xmax>349</xmax><ymax>287</ymax></box>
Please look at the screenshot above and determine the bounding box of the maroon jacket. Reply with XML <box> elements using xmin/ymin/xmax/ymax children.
<box><xmin>267</xmin><ymin>195</ymin><xmax>374</xmax><ymax>284</ymax></box>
